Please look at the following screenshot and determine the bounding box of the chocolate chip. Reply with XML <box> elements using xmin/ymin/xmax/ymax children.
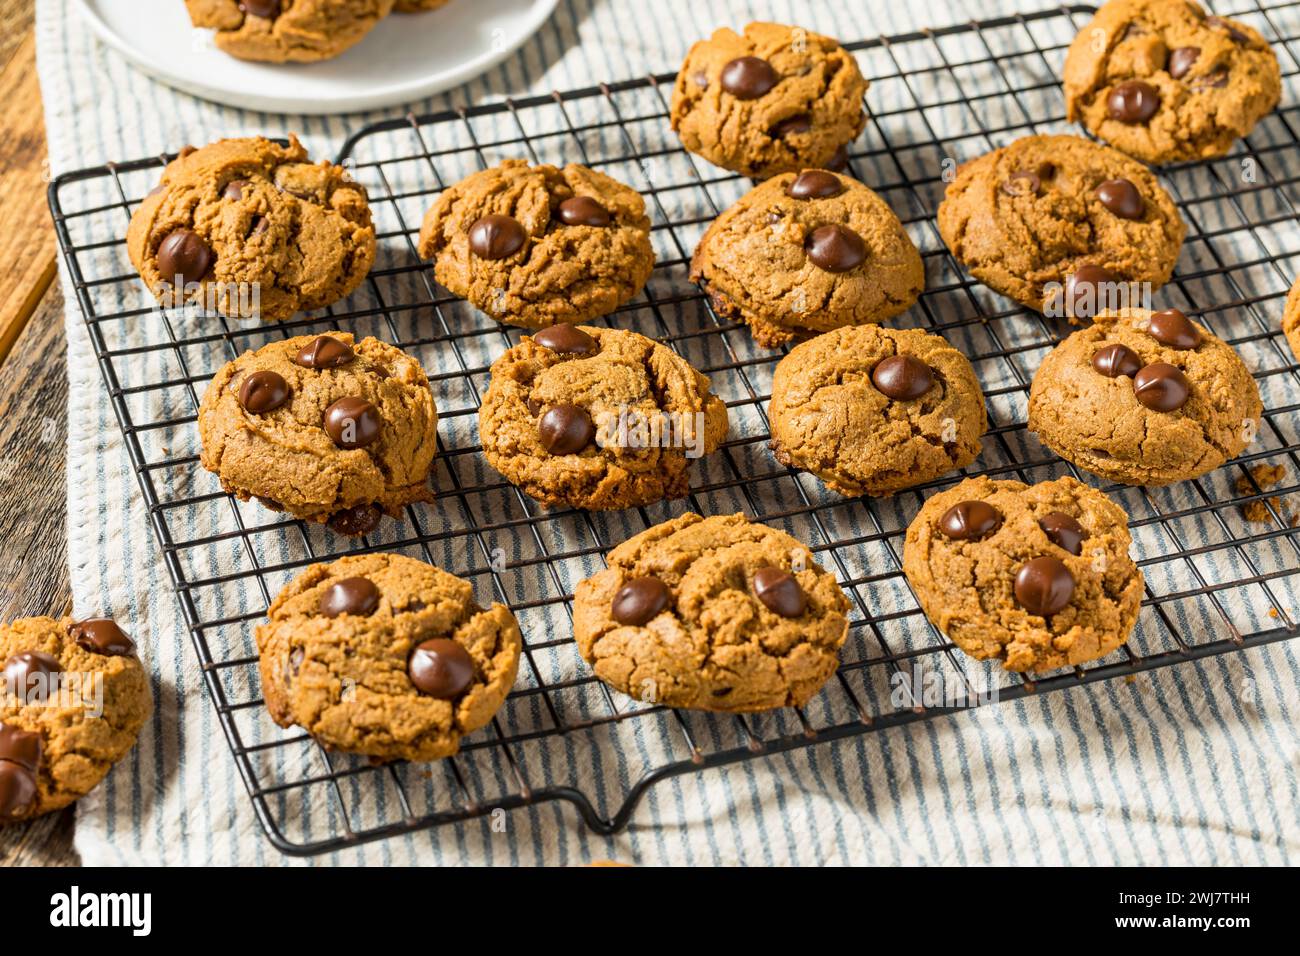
<box><xmin>1065</xmin><ymin>264</ymin><xmax>1122</xmax><ymax>319</ymax></box>
<box><xmin>288</xmin><ymin>646</ymin><xmax>304</xmax><ymax>677</ymax></box>
<box><xmin>611</xmin><ymin>576</ymin><xmax>670</xmax><ymax>626</ymax></box>
<box><xmin>1039</xmin><ymin>512</ymin><xmax>1086</xmax><ymax>556</ymax></box>
<box><xmin>1000</xmin><ymin>170</ymin><xmax>1042</xmax><ymax>197</ymax></box>
<box><xmin>238</xmin><ymin>370</ymin><xmax>289</xmax><ymax>414</ymax></box>
<box><xmin>0</xmin><ymin>761</ymin><xmax>37</xmax><ymax>821</ymax></box>
<box><xmin>787</xmin><ymin>170</ymin><xmax>843</xmax><ymax>200</ymax></box>
<box><xmin>0</xmin><ymin>723</ymin><xmax>42</xmax><ymax>771</ymax></box>
<box><xmin>538</xmin><ymin>404</ymin><xmax>594</xmax><ymax>455</ymax></box>
<box><xmin>1035</xmin><ymin>162</ymin><xmax>1057</xmax><ymax>180</ymax></box>
<box><xmin>67</xmin><ymin>619</ymin><xmax>135</xmax><ymax>657</ymax></box>
<box><xmin>1168</xmin><ymin>46</ymin><xmax>1200</xmax><ymax>79</ymax></box>
<box><xmin>3</xmin><ymin>652</ymin><xmax>62</xmax><ymax>704</ymax></box>
<box><xmin>294</xmin><ymin>334</ymin><xmax>356</xmax><ymax>369</ymax></box>
<box><xmin>805</xmin><ymin>224</ymin><xmax>866</xmax><ymax>272</ymax></box>
<box><xmin>243</xmin><ymin>0</ymin><xmax>281</xmax><ymax>18</ymax></box>
<box><xmin>223</xmin><ymin>179</ymin><xmax>249</xmax><ymax>200</ymax></box>
<box><xmin>318</xmin><ymin>577</ymin><xmax>379</xmax><ymax>618</ymax></box>
<box><xmin>827</xmin><ymin>144</ymin><xmax>850</xmax><ymax>171</ymax></box>
<box><xmin>532</xmin><ymin>324</ymin><xmax>597</xmax><ymax>356</ymax></box>
<box><xmin>468</xmin><ymin>214</ymin><xmax>526</xmax><ymax>260</ymax></box>
<box><xmin>156</xmin><ymin>228</ymin><xmax>214</xmax><ymax>285</ymax></box>
<box><xmin>408</xmin><ymin>638</ymin><xmax>474</xmax><ymax>699</ymax></box>
<box><xmin>323</xmin><ymin>397</ymin><xmax>382</xmax><ymax>449</ymax></box>
<box><xmin>938</xmin><ymin>501</ymin><xmax>1002</xmax><ymax>540</ymax></box>
<box><xmin>753</xmin><ymin>568</ymin><xmax>807</xmax><ymax>618</ymax></box>
<box><xmin>1095</xmin><ymin>179</ymin><xmax>1145</xmax><ymax>219</ymax></box>
<box><xmin>1147</xmin><ymin>308</ymin><xmax>1202</xmax><ymax>349</ymax></box>
<box><xmin>1133</xmin><ymin>362</ymin><xmax>1190</xmax><ymax>412</ymax></box>
<box><xmin>1205</xmin><ymin>15</ymin><xmax>1250</xmax><ymax>44</ymax></box>
<box><xmin>871</xmin><ymin>355</ymin><xmax>934</xmax><ymax>400</ymax></box>
<box><xmin>769</xmin><ymin>113</ymin><xmax>811</xmax><ymax>138</ymax></box>
<box><xmin>1190</xmin><ymin>69</ymin><xmax>1229</xmax><ymax>90</ymax></box>
<box><xmin>692</xmin><ymin>69</ymin><xmax>709</xmax><ymax>88</ymax></box>
<box><xmin>1091</xmin><ymin>343</ymin><xmax>1143</xmax><ymax>378</ymax></box>
<box><xmin>556</xmin><ymin>196</ymin><xmax>611</xmax><ymax>227</ymax></box>
<box><xmin>1107</xmin><ymin>80</ymin><xmax>1160</xmax><ymax>122</ymax></box>
<box><xmin>720</xmin><ymin>56</ymin><xmax>779</xmax><ymax>99</ymax></box>
<box><xmin>328</xmin><ymin>503</ymin><xmax>382</xmax><ymax>536</ymax></box>
<box><xmin>1014</xmin><ymin>556</ymin><xmax>1075</xmax><ymax>616</ymax></box>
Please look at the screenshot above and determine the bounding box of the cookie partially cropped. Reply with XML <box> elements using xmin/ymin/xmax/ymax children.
<box><xmin>1028</xmin><ymin>309</ymin><xmax>1261</xmax><ymax>485</ymax></box>
<box><xmin>1</xmin><ymin>616</ymin><xmax>151</xmax><ymax>822</ymax></box>
<box><xmin>417</xmin><ymin>160</ymin><xmax>654</xmax><ymax>329</ymax></box>
<box><xmin>1063</xmin><ymin>0</ymin><xmax>1280</xmax><ymax>164</ymax></box>
<box><xmin>573</xmin><ymin>513</ymin><xmax>850</xmax><ymax>711</ymax></box>
<box><xmin>1283</xmin><ymin>275</ymin><xmax>1300</xmax><ymax>363</ymax></box>
<box><xmin>198</xmin><ymin>332</ymin><xmax>438</xmax><ymax>533</ymax></box>
<box><xmin>691</xmin><ymin>169</ymin><xmax>924</xmax><ymax>347</ymax></box>
<box><xmin>670</xmin><ymin>21</ymin><xmax>868</xmax><ymax>178</ymax></box>
<box><xmin>127</xmin><ymin>136</ymin><xmax>375</xmax><ymax>322</ymax></box>
<box><xmin>903</xmin><ymin>476</ymin><xmax>1143</xmax><ymax>672</ymax></box>
<box><xmin>937</xmin><ymin>134</ymin><xmax>1185</xmax><ymax>319</ymax></box>
<box><xmin>769</xmin><ymin>325</ymin><xmax>986</xmax><ymax>496</ymax></box>
<box><xmin>257</xmin><ymin>553</ymin><xmax>521</xmax><ymax>762</ymax></box>
<box><xmin>478</xmin><ymin>325</ymin><xmax>728</xmax><ymax>510</ymax></box>
<box><xmin>185</xmin><ymin>0</ymin><xmax>396</xmax><ymax>63</ymax></box>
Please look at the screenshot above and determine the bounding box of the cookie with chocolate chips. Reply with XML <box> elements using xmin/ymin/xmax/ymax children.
<box><xmin>0</xmin><ymin>616</ymin><xmax>151</xmax><ymax>822</ymax></box>
<box><xmin>198</xmin><ymin>331</ymin><xmax>439</xmax><ymax>532</ymax></box>
<box><xmin>573</xmin><ymin>512</ymin><xmax>850</xmax><ymax>711</ymax></box>
<box><xmin>1064</xmin><ymin>0</ymin><xmax>1280</xmax><ymax>164</ymax></box>
<box><xmin>478</xmin><ymin>325</ymin><xmax>728</xmax><ymax>510</ymax></box>
<box><xmin>184</xmin><ymin>0</ymin><xmax>396</xmax><ymax>63</ymax></box>
<box><xmin>903</xmin><ymin>475</ymin><xmax>1143</xmax><ymax>672</ymax></box>
<box><xmin>1028</xmin><ymin>308</ymin><xmax>1261</xmax><ymax>484</ymax></box>
<box><xmin>257</xmin><ymin>553</ymin><xmax>521</xmax><ymax>761</ymax></box>
<box><xmin>691</xmin><ymin>169</ymin><xmax>924</xmax><ymax>347</ymax></box>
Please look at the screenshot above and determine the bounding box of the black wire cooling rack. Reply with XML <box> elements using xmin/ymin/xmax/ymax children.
<box><xmin>48</xmin><ymin>3</ymin><xmax>1300</xmax><ymax>856</ymax></box>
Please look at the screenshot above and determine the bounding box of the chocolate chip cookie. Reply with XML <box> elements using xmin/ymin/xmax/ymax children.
<box><xmin>1028</xmin><ymin>309</ymin><xmax>1262</xmax><ymax>485</ymax></box>
<box><xmin>670</xmin><ymin>21</ymin><xmax>868</xmax><ymax>178</ymax></box>
<box><xmin>768</xmin><ymin>324</ymin><xmax>986</xmax><ymax>496</ymax></box>
<box><xmin>127</xmin><ymin>136</ymin><xmax>375</xmax><ymax>322</ymax></box>
<box><xmin>903</xmin><ymin>476</ymin><xmax>1143</xmax><ymax>672</ymax></box>
<box><xmin>1</xmin><ymin>616</ymin><xmax>151</xmax><ymax>822</ymax></box>
<box><xmin>572</xmin><ymin>512</ymin><xmax>850</xmax><ymax>711</ymax></box>
<box><xmin>257</xmin><ymin>553</ymin><xmax>521</xmax><ymax>762</ymax></box>
<box><xmin>198</xmin><ymin>332</ymin><xmax>439</xmax><ymax>533</ymax></box>
<box><xmin>1063</xmin><ymin>0</ymin><xmax>1281</xmax><ymax>164</ymax></box>
<box><xmin>691</xmin><ymin>169</ymin><xmax>924</xmax><ymax>347</ymax></box>
<box><xmin>417</xmin><ymin>160</ymin><xmax>654</xmax><ymax>329</ymax></box>
<box><xmin>478</xmin><ymin>325</ymin><xmax>728</xmax><ymax>510</ymax></box>
<box><xmin>1282</xmin><ymin>274</ymin><xmax>1300</xmax><ymax>363</ymax></box>
<box><xmin>185</xmin><ymin>0</ymin><xmax>396</xmax><ymax>63</ymax></box>
<box><xmin>936</xmin><ymin>134</ymin><xmax>1185</xmax><ymax>319</ymax></box>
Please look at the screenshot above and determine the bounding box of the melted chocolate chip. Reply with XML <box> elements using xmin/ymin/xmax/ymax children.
<box><xmin>720</xmin><ymin>56</ymin><xmax>779</xmax><ymax>99</ymax></box>
<box><xmin>2</xmin><ymin>652</ymin><xmax>62</xmax><ymax>704</ymax></box>
<box><xmin>1001</xmin><ymin>170</ymin><xmax>1042</xmax><ymax>197</ymax></box>
<box><xmin>328</xmin><ymin>503</ymin><xmax>383</xmax><ymax>536</ymax></box>
<box><xmin>0</xmin><ymin>761</ymin><xmax>37</xmax><ymax>821</ymax></box>
<box><xmin>1095</xmin><ymin>178</ymin><xmax>1145</xmax><ymax>219</ymax></box>
<box><xmin>938</xmin><ymin>501</ymin><xmax>1002</xmax><ymax>541</ymax></box>
<box><xmin>156</xmin><ymin>228</ymin><xmax>214</xmax><ymax>285</ymax></box>
<box><xmin>1147</xmin><ymin>308</ymin><xmax>1202</xmax><ymax>349</ymax></box>
<box><xmin>0</xmin><ymin>724</ymin><xmax>42</xmax><ymax>772</ymax></box>
<box><xmin>787</xmin><ymin>170</ymin><xmax>843</xmax><ymax>200</ymax></box>
<box><xmin>1065</xmin><ymin>264</ymin><xmax>1122</xmax><ymax>320</ymax></box>
<box><xmin>1168</xmin><ymin>46</ymin><xmax>1199</xmax><ymax>79</ymax></box>
<box><xmin>769</xmin><ymin>113</ymin><xmax>812</xmax><ymax>138</ymax></box>
<box><xmin>67</xmin><ymin>619</ymin><xmax>135</xmax><ymax>657</ymax></box>
<box><xmin>1091</xmin><ymin>343</ymin><xmax>1143</xmax><ymax>379</ymax></box>
<box><xmin>1107</xmin><ymin>80</ymin><xmax>1160</xmax><ymax>122</ymax></box>
<box><xmin>238</xmin><ymin>370</ymin><xmax>289</xmax><ymax>414</ymax></box>
<box><xmin>408</xmin><ymin>638</ymin><xmax>475</xmax><ymax>699</ymax></box>
<box><xmin>538</xmin><ymin>404</ymin><xmax>594</xmax><ymax>455</ymax></box>
<box><xmin>1133</xmin><ymin>362</ymin><xmax>1190</xmax><ymax>412</ymax></box>
<box><xmin>611</xmin><ymin>577</ymin><xmax>670</xmax><ymax>626</ymax></box>
<box><xmin>243</xmin><ymin>0</ymin><xmax>281</xmax><ymax>17</ymax></box>
<box><xmin>223</xmin><ymin>179</ymin><xmax>249</xmax><ymax>200</ymax></box>
<box><xmin>1190</xmin><ymin>69</ymin><xmax>1230</xmax><ymax>91</ymax></box>
<box><xmin>871</xmin><ymin>355</ymin><xmax>934</xmax><ymax>400</ymax></box>
<box><xmin>1039</xmin><ymin>512</ymin><xmax>1086</xmax><ymax>556</ymax></box>
<box><xmin>1205</xmin><ymin>15</ymin><xmax>1250</xmax><ymax>44</ymax></box>
<box><xmin>468</xmin><ymin>214</ymin><xmax>526</xmax><ymax>260</ymax></box>
<box><xmin>294</xmin><ymin>335</ymin><xmax>355</xmax><ymax>369</ymax></box>
<box><xmin>323</xmin><ymin>397</ymin><xmax>382</xmax><ymax>449</ymax></box>
<box><xmin>752</xmin><ymin>568</ymin><xmax>807</xmax><ymax>618</ymax></box>
<box><xmin>532</xmin><ymin>324</ymin><xmax>597</xmax><ymax>356</ymax></box>
<box><xmin>1014</xmin><ymin>556</ymin><xmax>1075</xmax><ymax>616</ymax></box>
<box><xmin>318</xmin><ymin>577</ymin><xmax>380</xmax><ymax>618</ymax></box>
<box><xmin>805</xmin><ymin>224</ymin><xmax>866</xmax><ymax>272</ymax></box>
<box><xmin>556</xmin><ymin>196</ymin><xmax>611</xmax><ymax>227</ymax></box>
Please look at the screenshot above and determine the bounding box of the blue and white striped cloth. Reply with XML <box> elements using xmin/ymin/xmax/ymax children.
<box><xmin>38</xmin><ymin>0</ymin><xmax>1300</xmax><ymax>865</ymax></box>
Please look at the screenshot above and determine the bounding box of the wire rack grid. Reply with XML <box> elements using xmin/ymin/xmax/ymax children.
<box><xmin>47</xmin><ymin>2</ymin><xmax>1300</xmax><ymax>856</ymax></box>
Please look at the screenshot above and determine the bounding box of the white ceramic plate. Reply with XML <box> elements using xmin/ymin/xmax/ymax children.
<box><xmin>75</xmin><ymin>0</ymin><xmax>560</xmax><ymax>115</ymax></box>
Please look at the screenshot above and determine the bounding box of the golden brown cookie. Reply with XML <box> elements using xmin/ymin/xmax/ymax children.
<box><xmin>127</xmin><ymin>136</ymin><xmax>375</xmax><ymax>322</ymax></box>
<box><xmin>1282</xmin><ymin>274</ymin><xmax>1300</xmax><ymax>363</ymax></box>
<box><xmin>185</xmin><ymin>0</ymin><xmax>396</xmax><ymax>63</ymax></box>
<box><xmin>936</xmin><ymin>134</ymin><xmax>1185</xmax><ymax>319</ymax></box>
<box><xmin>572</xmin><ymin>513</ymin><xmax>850</xmax><ymax>711</ymax></box>
<box><xmin>670</xmin><ymin>22</ymin><xmax>867</xmax><ymax>177</ymax></box>
<box><xmin>903</xmin><ymin>476</ymin><xmax>1143</xmax><ymax>672</ymax></box>
<box><xmin>198</xmin><ymin>332</ymin><xmax>438</xmax><ymax>533</ymax></box>
<box><xmin>417</xmin><ymin>160</ymin><xmax>654</xmax><ymax>329</ymax></box>
<box><xmin>1028</xmin><ymin>309</ymin><xmax>1261</xmax><ymax>485</ymax></box>
<box><xmin>769</xmin><ymin>324</ymin><xmax>986</xmax><ymax>496</ymax></box>
<box><xmin>1</xmin><ymin>616</ymin><xmax>151</xmax><ymax>822</ymax></box>
<box><xmin>1063</xmin><ymin>0</ymin><xmax>1280</xmax><ymax>164</ymax></box>
<box><xmin>257</xmin><ymin>553</ymin><xmax>521</xmax><ymax>762</ymax></box>
<box><xmin>691</xmin><ymin>169</ymin><xmax>924</xmax><ymax>348</ymax></box>
<box><xmin>478</xmin><ymin>325</ymin><xmax>728</xmax><ymax>510</ymax></box>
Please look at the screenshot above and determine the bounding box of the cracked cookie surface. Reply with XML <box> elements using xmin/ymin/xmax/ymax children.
<box><xmin>691</xmin><ymin>169</ymin><xmax>924</xmax><ymax>348</ymax></box>
<box><xmin>903</xmin><ymin>476</ymin><xmax>1143</xmax><ymax>672</ymax></box>
<box><xmin>573</xmin><ymin>512</ymin><xmax>850</xmax><ymax>711</ymax></box>
<box><xmin>185</xmin><ymin>0</ymin><xmax>396</xmax><ymax>63</ymax></box>
<box><xmin>257</xmin><ymin>553</ymin><xmax>521</xmax><ymax>761</ymax></box>
<box><xmin>1028</xmin><ymin>309</ymin><xmax>1261</xmax><ymax>485</ymax></box>
<box><xmin>1063</xmin><ymin>0</ymin><xmax>1280</xmax><ymax>164</ymax></box>
<box><xmin>670</xmin><ymin>21</ymin><xmax>868</xmax><ymax>178</ymax></box>
<box><xmin>417</xmin><ymin>160</ymin><xmax>654</xmax><ymax>329</ymax></box>
<box><xmin>769</xmin><ymin>324</ymin><xmax>986</xmax><ymax>496</ymax></box>
<box><xmin>936</xmin><ymin>134</ymin><xmax>1185</xmax><ymax>318</ymax></box>
<box><xmin>127</xmin><ymin>136</ymin><xmax>375</xmax><ymax>322</ymax></box>
<box><xmin>198</xmin><ymin>332</ymin><xmax>438</xmax><ymax>532</ymax></box>
<box><xmin>478</xmin><ymin>325</ymin><xmax>728</xmax><ymax>510</ymax></box>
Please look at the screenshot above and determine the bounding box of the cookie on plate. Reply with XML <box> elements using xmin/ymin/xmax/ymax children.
<box><xmin>1063</xmin><ymin>0</ymin><xmax>1280</xmax><ymax>164</ymax></box>
<box><xmin>691</xmin><ymin>169</ymin><xmax>924</xmax><ymax>347</ymax></box>
<box><xmin>1</xmin><ymin>616</ymin><xmax>151</xmax><ymax>822</ymax></box>
<box><xmin>478</xmin><ymin>325</ymin><xmax>728</xmax><ymax>510</ymax></box>
<box><xmin>257</xmin><ymin>553</ymin><xmax>521</xmax><ymax>762</ymax></box>
<box><xmin>1028</xmin><ymin>309</ymin><xmax>1261</xmax><ymax>485</ymax></box>
<box><xmin>1282</xmin><ymin>275</ymin><xmax>1300</xmax><ymax>363</ymax></box>
<box><xmin>573</xmin><ymin>513</ymin><xmax>850</xmax><ymax>711</ymax></box>
<box><xmin>198</xmin><ymin>332</ymin><xmax>439</xmax><ymax>533</ymax></box>
<box><xmin>903</xmin><ymin>476</ymin><xmax>1143</xmax><ymax>672</ymax></box>
<box><xmin>127</xmin><ymin>136</ymin><xmax>375</xmax><ymax>322</ymax></box>
<box><xmin>769</xmin><ymin>325</ymin><xmax>986</xmax><ymax>496</ymax></box>
<box><xmin>184</xmin><ymin>0</ymin><xmax>396</xmax><ymax>63</ymax></box>
<box><xmin>936</xmin><ymin>134</ymin><xmax>1185</xmax><ymax>320</ymax></box>
<box><xmin>670</xmin><ymin>21</ymin><xmax>868</xmax><ymax>178</ymax></box>
<box><xmin>417</xmin><ymin>160</ymin><xmax>654</xmax><ymax>328</ymax></box>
